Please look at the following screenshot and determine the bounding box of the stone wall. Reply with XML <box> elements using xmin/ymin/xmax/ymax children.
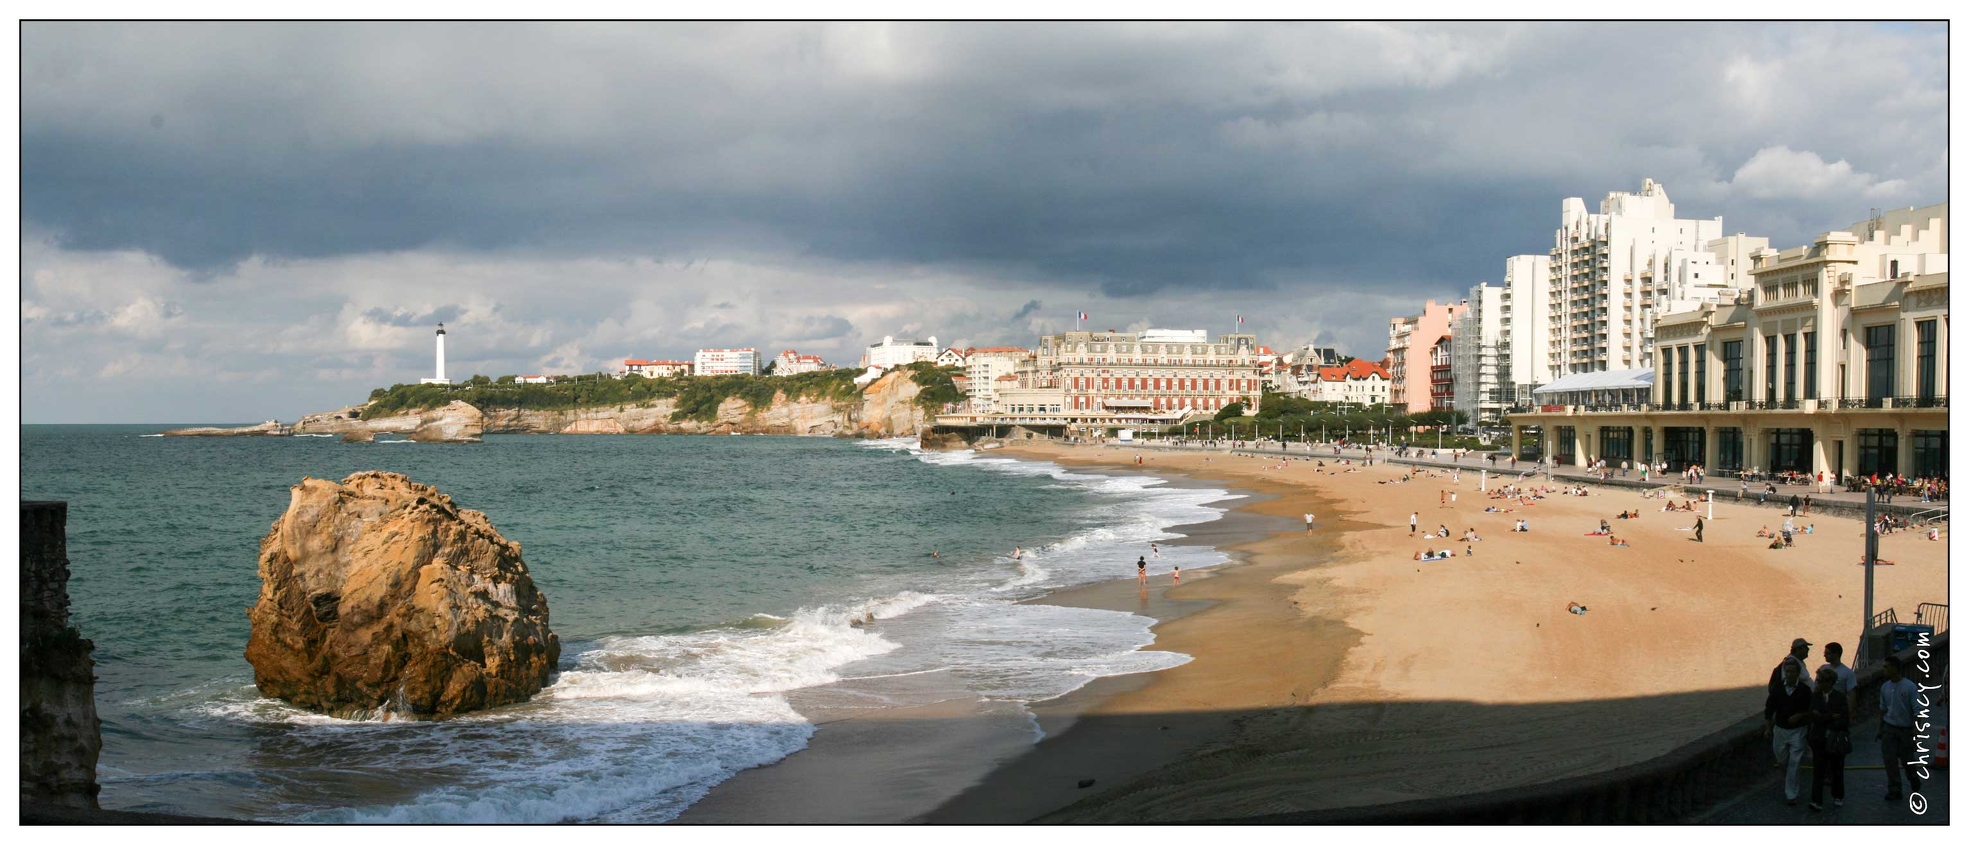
<box><xmin>19</xmin><ymin>501</ymin><xmax>103</xmax><ymax>811</ymax></box>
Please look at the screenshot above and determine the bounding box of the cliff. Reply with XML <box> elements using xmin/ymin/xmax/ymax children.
<box><xmin>294</xmin><ymin>368</ymin><xmax>936</xmax><ymax>438</ymax></box>
<box><xmin>19</xmin><ymin>501</ymin><xmax>103</xmax><ymax>811</ymax></box>
<box><xmin>244</xmin><ymin>472</ymin><xmax>560</xmax><ymax>720</ymax></box>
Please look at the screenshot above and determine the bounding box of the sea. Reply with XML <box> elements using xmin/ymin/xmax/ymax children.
<box><xmin>19</xmin><ymin>426</ymin><xmax>1236</xmax><ymax>823</ymax></box>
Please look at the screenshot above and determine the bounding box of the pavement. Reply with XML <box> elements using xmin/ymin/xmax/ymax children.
<box><xmin>1693</xmin><ymin>707</ymin><xmax>1950</xmax><ymax>825</ymax></box>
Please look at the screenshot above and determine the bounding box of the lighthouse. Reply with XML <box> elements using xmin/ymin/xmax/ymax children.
<box><xmin>419</xmin><ymin>323</ymin><xmax>452</xmax><ymax>385</ymax></box>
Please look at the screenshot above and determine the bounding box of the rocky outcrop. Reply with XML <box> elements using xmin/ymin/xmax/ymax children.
<box><xmin>294</xmin><ymin>368</ymin><xmax>942</xmax><ymax>440</ymax></box>
<box><xmin>405</xmin><ymin>401</ymin><xmax>484</xmax><ymax>443</ymax></box>
<box><xmin>245</xmin><ymin>472</ymin><xmax>560</xmax><ymax>720</ymax></box>
<box><xmin>340</xmin><ymin>429</ymin><xmax>374</xmax><ymax>443</ymax></box>
<box><xmin>161</xmin><ymin>420</ymin><xmax>288</xmax><ymax>437</ymax></box>
<box><xmin>20</xmin><ymin>501</ymin><xmax>102</xmax><ymax>811</ymax></box>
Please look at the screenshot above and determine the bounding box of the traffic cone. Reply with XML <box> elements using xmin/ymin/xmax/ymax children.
<box><xmin>1935</xmin><ymin>727</ymin><xmax>1948</xmax><ymax>768</ymax></box>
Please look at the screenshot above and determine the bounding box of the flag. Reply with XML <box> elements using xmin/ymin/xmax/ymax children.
<box><xmin>1237</xmin><ymin>315</ymin><xmax>1244</xmax><ymax>326</ymax></box>
<box><xmin>1079</xmin><ymin>311</ymin><xmax>1088</xmax><ymax>321</ymax></box>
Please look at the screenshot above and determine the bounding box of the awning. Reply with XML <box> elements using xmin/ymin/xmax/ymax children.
<box><xmin>1101</xmin><ymin>399</ymin><xmax>1155</xmax><ymax>408</ymax></box>
<box><xmin>1532</xmin><ymin>368</ymin><xmax>1654</xmax><ymax>395</ymax></box>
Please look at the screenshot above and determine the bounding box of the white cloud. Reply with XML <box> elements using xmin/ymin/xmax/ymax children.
<box><xmin>1728</xmin><ymin>146</ymin><xmax>1911</xmax><ymax>201</ymax></box>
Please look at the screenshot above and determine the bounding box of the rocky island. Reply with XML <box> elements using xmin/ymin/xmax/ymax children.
<box><xmin>244</xmin><ymin>472</ymin><xmax>560</xmax><ymax>720</ymax></box>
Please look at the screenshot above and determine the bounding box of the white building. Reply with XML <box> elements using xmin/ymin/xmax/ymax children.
<box><xmin>771</xmin><ymin>350</ymin><xmax>832</xmax><ymax>375</ymax></box>
<box><xmin>863</xmin><ymin>335</ymin><xmax>940</xmax><ymax>368</ymax></box>
<box><xmin>963</xmin><ymin>347</ymin><xmax>1032</xmax><ymax>412</ymax></box>
<box><xmin>1501</xmin><ymin>254</ymin><xmax>1551</xmax><ymax>402</ymax></box>
<box><xmin>694</xmin><ymin>348</ymin><xmax>762</xmax><ymax>376</ymax></box>
<box><xmin>935</xmin><ymin>347</ymin><xmax>968</xmax><ymax>368</ymax></box>
<box><xmin>516</xmin><ymin>374</ymin><xmax>550</xmax><ymax>384</ymax></box>
<box><xmin>1300</xmin><ymin>358</ymin><xmax>1390</xmax><ymax>405</ymax></box>
<box><xmin>621</xmin><ymin>359</ymin><xmax>693</xmax><ymax>378</ymax></box>
<box><xmin>1452</xmin><ymin>283</ymin><xmax>1511</xmax><ymax>425</ymax></box>
<box><xmin>420</xmin><ymin>323</ymin><xmax>451</xmax><ymax>385</ymax></box>
<box><xmin>1547</xmin><ymin>178</ymin><xmax>1734</xmax><ymax>376</ymax></box>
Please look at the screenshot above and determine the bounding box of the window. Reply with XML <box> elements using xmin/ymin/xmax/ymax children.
<box><xmin>1676</xmin><ymin>346</ymin><xmax>1690</xmax><ymax>406</ymax></box>
<box><xmin>1857</xmin><ymin>429</ymin><xmax>1899</xmax><ymax>476</ymax></box>
<box><xmin>1694</xmin><ymin>344</ymin><xmax>1707</xmax><ymax>404</ymax></box>
<box><xmin>1768</xmin><ymin>429</ymin><xmax>1812</xmax><ymax>474</ymax></box>
<box><xmin>1911</xmin><ymin>430</ymin><xmax>1946</xmax><ymax>478</ymax></box>
<box><xmin>1555</xmin><ymin>426</ymin><xmax>1576</xmax><ymax>463</ymax></box>
<box><xmin>1783</xmin><ymin>333</ymin><xmax>1796</xmax><ymax>401</ymax></box>
<box><xmin>1600</xmin><ymin>427</ymin><xmax>1634</xmax><ymax>461</ymax></box>
<box><xmin>1660</xmin><ymin>349</ymin><xmax>1675</xmax><ymax>404</ymax></box>
<box><xmin>1722</xmin><ymin>341</ymin><xmax>1743</xmax><ymax>402</ymax></box>
<box><xmin>1663</xmin><ymin>427</ymin><xmax>1705</xmax><ymax>471</ymax></box>
<box><xmin>1890</xmin><ymin>259</ymin><xmax>1900</xmax><ymax>278</ymax></box>
<box><xmin>1764</xmin><ymin>335</ymin><xmax>1779</xmax><ymax>403</ymax></box>
<box><xmin>1803</xmin><ymin>332</ymin><xmax>1817</xmax><ymax>400</ymax></box>
<box><xmin>1716</xmin><ymin>428</ymin><xmax>1744</xmax><ymax>472</ymax></box>
<box><xmin>1864</xmin><ymin>325</ymin><xmax>1896</xmax><ymax>403</ymax></box>
<box><xmin>1917</xmin><ymin>319</ymin><xmax>1937</xmax><ymax>401</ymax></box>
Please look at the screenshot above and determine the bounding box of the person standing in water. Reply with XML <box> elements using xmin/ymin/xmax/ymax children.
<box><xmin>1172</xmin><ymin>566</ymin><xmax>1181</xmax><ymax>583</ymax></box>
<box><xmin>1137</xmin><ymin>556</ymin><xmax>1148</xmax><ymax>585</ymax></box>
<box><xmin>1151</xmin><ymin>543</ymin><xmax>1160</xmax><ymax>559</ymax></box>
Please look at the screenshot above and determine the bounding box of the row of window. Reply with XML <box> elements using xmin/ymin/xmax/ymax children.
<box><xmin>1554</xmin><ymin>425</ymin><xmax>1946</xmax><ymax>477</ymax></box>
<box><xmin>1068</xmin><ymin>376</ymin><xmax>1254</xmax><ymax>392</ymax></box>
<box><xmin>1661</xmin><ymin>318</ymin><xmax>1938</xmax><ymax>404</ymax></box>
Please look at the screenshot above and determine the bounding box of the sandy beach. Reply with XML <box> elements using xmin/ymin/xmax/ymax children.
<box><xmin>686</xmin><ymin>440</ymin><xmax>1947</xmax><ymax>823</ymax></box>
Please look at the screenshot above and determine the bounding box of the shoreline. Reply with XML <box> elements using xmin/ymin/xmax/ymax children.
<box><xmin>675</xmin><ymin>449</ymin><xmax>1301</xmax><ymax>824</ymax></box>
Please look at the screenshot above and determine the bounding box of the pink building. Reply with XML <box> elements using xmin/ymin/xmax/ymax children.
<box><xmin>1386</xmin><ymin>300</ymin><xmax>1464</xmax><ymax>414</ymax></box>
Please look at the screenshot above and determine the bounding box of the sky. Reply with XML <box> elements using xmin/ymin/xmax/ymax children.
<box><xmin>18</xmin><ymin>21</ymin><xmax>1948</xmax><ymax>423</ymax></box>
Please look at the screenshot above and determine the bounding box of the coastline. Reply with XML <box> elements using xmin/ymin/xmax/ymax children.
<box><xmin>676</xmin><ymin>455</ymin><xmax>1298</xmax><ymax>824</ymax></box>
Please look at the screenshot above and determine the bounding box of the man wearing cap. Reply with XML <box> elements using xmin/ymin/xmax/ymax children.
<box><xmin>1764</xmin><ymin>655</ymin><xmax>1814</xmax><ymax>805</ymax></box>
<box><xmin>1767</xmin><ymin>638</ymin><xmax>1818</xmax><ymax>696</ymax></box>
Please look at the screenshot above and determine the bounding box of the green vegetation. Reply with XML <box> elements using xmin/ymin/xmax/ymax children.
<box><xmin>905</xmin><ymin>361</ymin><xmax>964</xmax><ymax>412</ymax></box>
<box><xmin>1150</xmin><ymin>392</ymin><xmax>1479</xmax><ymax>446</ymax></box>
<box><xmin>359</xmin><ymin>367</ymin><xmax>867</xmax><ymax>422</ymax></box>
<box><xmin>1213</xmin><ymin>402</ymin><xmax>1246</xmax><ymax>421</ymax></box>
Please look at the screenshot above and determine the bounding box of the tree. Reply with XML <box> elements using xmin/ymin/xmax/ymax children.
<box><xmin>1214</xmin><ymin>402</ymin><xmax>1245</xmax><ymax>421</ymax></box>
<box><xmin>496</xmin><ymin>374</ymin><xmax>517</xmax><ymax>385</ymax></box>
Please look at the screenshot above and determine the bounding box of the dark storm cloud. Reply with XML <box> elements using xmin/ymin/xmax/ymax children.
<box><xmin>793</xmin><ymin>314</ymin><xmax>855</xmax><ymax>340</ymax></box>
<box><xmin>23</xmin><ymin>22</ymin><xmax>1943</xmax><ymax>297</ymax></box>
<box><xmin>1010</xmin><ymin>299</ymin><xmax>1044</xmax><ymax>322</ymax></box>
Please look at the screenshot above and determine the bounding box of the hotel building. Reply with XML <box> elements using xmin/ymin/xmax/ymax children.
<box><xmin>962</xmin><ymin>347</ymin><xmax>1033</xmax><ymax>412</ymax></box>
<box><xmin>1508</xmin><ymin>204</ymin><xmax>1948</xmax><ymax>480</ymax></box>
<box><xmin>771</xmin><ymin>350</ymin><xmax>832</xmax><ymax>375</ymax></box>
<box><xmin>1039</xmin><ymin>328</ymin><xmax>1262</xmax><ymax>415</ymax></box>
<box><xmin>621</xmin><ymin>359</ymin><xmax>693</xmax><ymax>378</ymax></box>
<box><xmin>693</xmin><ymin>348</ymin><xmax>763</xmax><ymax>376</ymax></box>
<box><xmin>863</xmin><ymin>335</ymin><xmax>940</xmax><ymax>368</ymax></box>
<box><xmin>1452</xmin><ymin>283</ymin><xmax>1512</xmax><ymax>426</ymax></box>
<box><xmin>1502</xmin><ymin>254</ymin><xmax>1552</xmax><ymax>402</ymax></box>
<box><xmin>1299</xmin><ymin>358</ymin><xmax>1391</xmax><ymax>406</ymax></box>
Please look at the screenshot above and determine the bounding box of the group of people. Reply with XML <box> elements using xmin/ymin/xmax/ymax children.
<box><xmin>1764</xmin><ymin>637</ymin><xmax>1925</xmax><ymax>812</ymax></box>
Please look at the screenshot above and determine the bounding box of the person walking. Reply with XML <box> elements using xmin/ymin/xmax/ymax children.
<box><xmin>1807</xmin><ymin>664</ymin><xmax>1852</xmax><ymax>811</ymax></box>
<box><xmin>1410</xmin><ymin>512</ymin><xmax>1418</xmax><ymax>535</ymax></box>
<box><xmin>1693</xmin><ymin>515</ymin><xmax>1704</xmax><ymax>543</ymax></box>
<box><xmin>1878</xmin><ymin>655</ymin><xmax>1920</xmax><ymax>802</ymax></box>
<box><xmin>1817</xmin><ymin>642</ymin><xmax>1857</xmax><ymax>714</ymax></box>
<box><xmin>1303</xmin><ymin>513</ymin><xmax>1315</xmax><ymax>532</ymax></box>
<box><xmin>1136</xmin><ymin>556</ymin><xmax>1148</xmax><ymax>586</ymax></box>
<box><xmin>1764</xmin><ymin>655</ymin><xmax>1813</xmax><ymax>806</ymax></box>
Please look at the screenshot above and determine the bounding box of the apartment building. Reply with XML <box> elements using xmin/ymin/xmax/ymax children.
<box><xmin>863</xmin><ymin>335</ymin><xmax>940</xmax><ymax>368</ymax></box>
<box><xmin>771</xmin><ymin>350</ymin><xmax>832</xmax><ymax>375</ymax></box>
<box><xmin>621</xmin><ymin>359</ymin><xmax>693</xmax><ymax>378</ymax></box>
<box><xmin>1452</xmin><ymin>283</ymin><xmax>1511</xmax><ymax>426</ymax></box>
<box><xmin>694</xmin><ymin>348</ymin><xmax>762</xmax><ymax>376</ymax></box>
<box><xmin>962</xmin><ymin>347</ymin><xmax>1033</xmax><ymax>412</ymax></box>
<box><xmin>1508</xmin><ymin>204</ymin><xmax>1947</xmax><ymax>479</ymax></box>
<box><xmin>1387</xmin><ymin>300</ymin><xmax>1462</xmax><ymax>413</ymax></box>
<box><xmin>1502</xmin><ymin>254</ymin><xmax>1552</xmax><ymax>401</ymax></box>
<box><xmin>1300</xmin><ymin>358</ymin><xmax>1391</xmax><ymax>406</ymax></box>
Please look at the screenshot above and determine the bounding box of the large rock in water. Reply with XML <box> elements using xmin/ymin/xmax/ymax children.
<box><xmin>245</xmin><ymin>472</ymin><xmax>560</xmax><ymax>719</ymax></box>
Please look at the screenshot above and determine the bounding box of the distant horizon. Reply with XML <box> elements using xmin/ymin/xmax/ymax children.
<box><xmin>20</xmin><ymin>21</ymin><xmax>1946</xmax><ymax>423</ymax></box>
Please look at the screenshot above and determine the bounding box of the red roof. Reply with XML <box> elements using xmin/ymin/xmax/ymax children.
<box><xmin>1316</xmin><ymin>359</ymin><xmax>1389</xmax><ymax>382</ymax></box>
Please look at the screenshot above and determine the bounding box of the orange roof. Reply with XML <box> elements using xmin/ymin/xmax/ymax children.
<box><xmin>969</xmin><ymin>346</ymin><xmax>1030</xmax><ymax>354</ymax></box>
<box><xmin>1317</xmin><ymin>359</ymin><xmax>1389</xmax><ymax>382</ymax></box>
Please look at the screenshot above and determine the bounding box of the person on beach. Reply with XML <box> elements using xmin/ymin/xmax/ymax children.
<box><xmin>1304</xmin><ymin>513</ymin><xmax>1315</xmax><ymax>532</ymax></box>
<box><xmin>1807</xmin><ymin>664</ymin><xmax>1851</xmax><ymax>811</ymax></box>
<box><xmin>1693</xmin><ymin>515</ymin><xmax>1704</xmax><ymax>542</ymax></box>
<box><xmin>1137</xmin><ymin>556</ymin><xmax>1148</xmax><ymax>585</ymax></box>
<box><xmin>1151</xmin><ymin>543</ymin><xmax>1160</xmax><ymax>559</ymax></box>
<box><xmin>1764</xmin><ymin>655</ymin><xmax>1813</xmax><ymax>806</ymax></box>
<box><xmin>1172</xmin><ymin>566</ymin><xmax>1180</xmax><ymax>584</ymax></box>
<box><xmin>1013</xmin><ymin>546</ymin><xmax>1023</xmax><ymax>560</ymax></box>
<box><xmin>1410</xmin><ymin>512</ymin><xmax>1419</xmax><ymax>535</ymax></box>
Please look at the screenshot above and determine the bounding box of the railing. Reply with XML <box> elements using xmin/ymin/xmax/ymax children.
<box><xmin>1871</xmin><ymin>608</ymin><xmax>1899</xmax><ymax>629</ymax></box>
<box><xmin>1894</xmin><ymin>395</ymin><xmax>1948</xmax><ymax>409</ymax></box>
<box><xmin>1915</xmin><ymin>603</ymin><xmax>1949</xmax><ymax>635</ymax></box>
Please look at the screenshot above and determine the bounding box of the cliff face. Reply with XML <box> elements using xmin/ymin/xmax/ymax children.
<box><xmin>19</xmin><ymin>501</ymin><xmax>103</xmax><ymax>810</ymax></box>
<box><xmin>296</xmin><ymin>369</ymin><xmax>935</xmax><ymax>438</ymax></box>
<box><xmin>244</xmin><ymin>472</ymin><xmax>560</xmax><ymax>720</ymax></box>
<box><xmin>297</xmin><ymin>401</ymin><xmax>482</xmax><ymax>443</ymax></box>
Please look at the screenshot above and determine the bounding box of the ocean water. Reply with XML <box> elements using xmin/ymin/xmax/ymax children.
<box><xmin>20</xmin><ymin>427</ymin><xmax>1234</xmax><ymax>823</ymax></box>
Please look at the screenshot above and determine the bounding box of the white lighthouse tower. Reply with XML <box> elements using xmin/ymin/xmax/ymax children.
<box><xmin>419</xmin><ymin>323</ymin><xmax>451</xmax><ymax>385</ymax></box>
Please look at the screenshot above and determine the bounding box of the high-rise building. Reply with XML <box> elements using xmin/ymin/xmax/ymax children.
<box><xmin>962</xmin><ymin>347</ymin><xmax>1032</xmax><ymax>412</ymax></box>
<box><xmin>1452</xmin><ymin>284</ymin><xmax>1510</xmax><ymax>426</ymax></box>
<box><xmin>1387</xmin><ymin>301</ymin><xmax>1462</xmax><ymax>414</ymax></box>
<box><xmin>1547</xmin><ymin>179</ymin><xmax>1727</xmax><ymax>375</ymax></box>
<box><xmin>1501</xmin><ymin>254</ymin><xmax>1551</xmax><ymax>401</ymax></box>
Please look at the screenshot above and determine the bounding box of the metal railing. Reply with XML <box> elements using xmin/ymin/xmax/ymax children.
<box><xmin>1871</xmin><ymin>608</ymin><xmax>1899</xmax><ymax>629</ymax></box>
<box><xmin>1915</xmin><ymin>603</ymin><xmax>1949</xmax><ymax>635</ymax></box>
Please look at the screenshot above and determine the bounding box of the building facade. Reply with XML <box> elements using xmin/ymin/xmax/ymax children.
<box><xmin>1509</xmin><ymin>204</ymin><xmax>1947</xmax><ymax>480</ymax></box>
<box><xmin>621</xmin><ymin>359</ymin><xmax>693</xmax><ymax>378</ymax></box>
<box><xmin>693</xmin><ymin>348</ymin><xmax>762</xmax><ymax>376</ymax></box>
<box><xmin>863</xmin><ymin>335</ymin><xmax>940</xmax><ymax>368</ymax></box>
<box><xmin>1452</xmin><ymin>283</ymin><xmax>1511</xmax><ymax>426</ymax></box>
<box><xmin>962</xmin><ymin>347</ymin><xmax>1033</xmax><ymax>412</ymax></box>
<box><xmin>1036</xmin><ymin>328</ymin><xmax>1261</xmax><ymax>415</ymax></box>
<box><xmin>1502</xmin><ymin>254</ymin><xmax>1552</xmax><ymax>400</ymax></box>
<box><xmin>1302</xmin><ymin>358</ymin><xmax>1390</xmax><ymax>405</ymax></box>
<box><xmin>1388</xmin><ymin>300</ymin><xmax>1462</xmax><ymax>413</ymax></box>
<box><xmin>771</xmin><ymin>350</ymin><xmax>832</xmax><ymax>375</ymax></box>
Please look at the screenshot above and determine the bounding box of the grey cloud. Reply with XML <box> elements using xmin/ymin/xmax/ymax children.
<box><xmin>361</xmin><ymin>305</ymin><xmax>465</xmax><ymax>327</ymax></box>
<box><xmin>1010</xmin><ymin>299</ymin><xmax>1043</xmax><ymax>322</ymax></box>
<box><xmin>792</xmin><ymin>314</ymin><xmax>854</xmax><ymax>340</ymax></box>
